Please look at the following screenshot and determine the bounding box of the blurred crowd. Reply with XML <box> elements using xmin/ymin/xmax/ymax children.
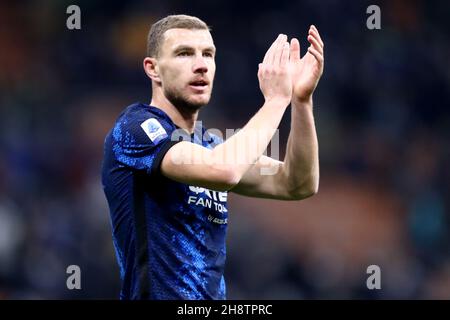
<box><xmin>0</xmin><ymin>0</ymin><xmax>449</xmax><ymax>299</ymax></box>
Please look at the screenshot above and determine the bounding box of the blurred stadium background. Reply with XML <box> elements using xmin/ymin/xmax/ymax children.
<box><xmin>0</xmin><ymin>0</ymin><xmax>449</xmax><ymax>299</ymax></box>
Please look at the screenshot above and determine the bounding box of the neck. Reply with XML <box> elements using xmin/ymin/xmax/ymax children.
<box><xmin>150</xmin><ymin>91</ymin><xmax>200</xmax><ymax>135</ymax></box>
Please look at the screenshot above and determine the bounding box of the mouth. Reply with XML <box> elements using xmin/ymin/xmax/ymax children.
<box><xmin>188</xmin><ymin>79</ymin><xmax>209</xmax><ymax>91</ymax></box>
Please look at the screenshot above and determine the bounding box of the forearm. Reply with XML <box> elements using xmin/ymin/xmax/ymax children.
<box><xmin>282</xmin><ymin>97</ymin><xmax>319</xmax><ymax>198</ymax></box>
<box><xmin>212</xmin><ymin>99</ymin><xmax>288</xmax><ymax>181</ymax></box>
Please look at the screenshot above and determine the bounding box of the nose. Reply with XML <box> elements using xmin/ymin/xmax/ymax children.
<box><xmin>192</xmin><ymin>55</ymin><xmax>208</xmax><ymax>74</ymax></box>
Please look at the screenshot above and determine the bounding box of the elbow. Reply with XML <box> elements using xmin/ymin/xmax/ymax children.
<box><xmin>303</xmin><ymin>182</ymin><xmax>319</xmax><ymax>199</ymax></box>
<box><xmin>288</xmin><ymin>176</ymin><xmax>319</xmax><ymax>200</ymax></box>
<box><xmin>210</xmin><ymin>165</ymin><xmax>241</xmax><ymax>192</ymax></box>
<box><xmin>222</xmin><ymin>169</ymin><xmax>241</xmax><ymax>191</ymax></box>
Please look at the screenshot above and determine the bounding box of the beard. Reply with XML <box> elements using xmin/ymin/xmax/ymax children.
<box><xmin>163</xmin><ymin>85</ymin><xmax>210</xmax><ymax>113</ymax></box>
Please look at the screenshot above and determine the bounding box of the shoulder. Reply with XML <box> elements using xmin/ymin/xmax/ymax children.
<box><xmin>112</xmin><ymin>103</ymin><xmax>177</xmax><ymax>146</ymax></box>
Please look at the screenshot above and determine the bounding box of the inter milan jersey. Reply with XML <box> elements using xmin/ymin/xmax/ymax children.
<box><xmin>101</xmin><ymin>102</ymin><xmax>228</xmax><ymax>300</ymax></box>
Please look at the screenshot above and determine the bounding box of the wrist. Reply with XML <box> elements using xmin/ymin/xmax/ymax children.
<box><xmin>292</xmin><ymin>94</ymin><xmax>313</xmax><ymax>107</ymax></box>
<box><xmin>264</xmin><ymin>96</ymin><xmax>291</xmax><ymax>108</ymax></box>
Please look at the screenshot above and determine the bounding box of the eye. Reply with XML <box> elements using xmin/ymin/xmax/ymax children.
<box><xmin>203</xmin><ymin>52</ymin><xmax>214</xmax><ymax>58</ymax></box>
<box><xmin>177</xmin><ymin>51</ymin><xmax>191</xmax><ymax>57</ymax></box>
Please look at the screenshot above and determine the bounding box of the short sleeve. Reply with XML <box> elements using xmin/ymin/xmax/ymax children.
<box><xmin>112</xmin><ymin>115</ymin><xmax>181</xmax><ymax>176</ymax></box>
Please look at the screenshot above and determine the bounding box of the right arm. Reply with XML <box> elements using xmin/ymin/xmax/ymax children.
<box><xmin>160</xmin><ymin>34</ymin><xmax>292</xmax><ymax>191</ymax></box>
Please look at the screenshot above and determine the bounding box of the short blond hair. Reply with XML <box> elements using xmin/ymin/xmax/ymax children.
<box><xmin>147</xmin><ymin>14</ymin><xmax>210</xmax><ymax>57</ymax></box>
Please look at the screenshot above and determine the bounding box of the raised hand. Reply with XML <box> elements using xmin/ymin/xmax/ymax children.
<box><xmin>289</xmin><ymin>25</ymin><xmax>324</xmax><ymax>103</ymax></box>
<box><xmin>258</xmin><ymin>34</ymin><xmax>292</xmax><ymax>107</ymax></box>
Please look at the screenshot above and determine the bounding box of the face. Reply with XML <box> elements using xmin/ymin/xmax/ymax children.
<box><xmin>156</xmin><ymin>28</ymin><xmax>216</xmax><ymax>111</ymax></box>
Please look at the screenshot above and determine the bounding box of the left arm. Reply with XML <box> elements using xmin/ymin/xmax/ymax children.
<box><xmin>229</xmin><ymin>98</ymin><xmax>319</xmax><ymax>200</ymax></box>
<box><xmin>230</xmin><ymin>25</ymin><xmax>324</xmax><ymax>200</ymax></box>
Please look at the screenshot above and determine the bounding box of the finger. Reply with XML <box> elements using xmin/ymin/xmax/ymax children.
<box><xmin>309</xmin><ymin>30</ymin><xmax>324</xmax><ymax>51</ymax></box>
<box><xmin>263</xmin><ymin>34</ymin><xmax>283</xmax><ymax>64</ymax></box>
<box><xmin>308</xmin><ymin>34</ymin><xmax>323</xmax><ymax>55</ymax></box>
<box><xmin>290</xmin><ymin>38</ymin><xmax>301</xmax><ymax>61</ymax></box>
<box><xmin>280</xmin><ymin>41</ymin><xmax>290</xmax><ymax>67</ymax></box>
<box><xmin>308</xmin><ymin>29</ymin><xmax>323</xmax><ymax>49</ymax></box>
<box><xmin>307</xmin><ymin>46</ymin><xmax>324</xmax><ymax>65</ymax></box>
<box><xmin>309</xmin><ymin>25</ymin><xmax>324</xmax><ymax>48</ymax></box>
<box><xmin>272</xmin><ymin>34</ymin><xmax>287</xmax><ymax>66</ymax></box>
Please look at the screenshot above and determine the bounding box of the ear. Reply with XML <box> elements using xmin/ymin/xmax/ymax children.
<box><xmin>143</xmin><ymin>57</ymin><xmax>161</xmax><ymax>83</ymax></box>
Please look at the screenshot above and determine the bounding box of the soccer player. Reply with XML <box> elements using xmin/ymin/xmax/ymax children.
<box><xmin>101</xmin><ymin>14</ymin><xmax>324</xmax><ymax>299</ymax></box>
